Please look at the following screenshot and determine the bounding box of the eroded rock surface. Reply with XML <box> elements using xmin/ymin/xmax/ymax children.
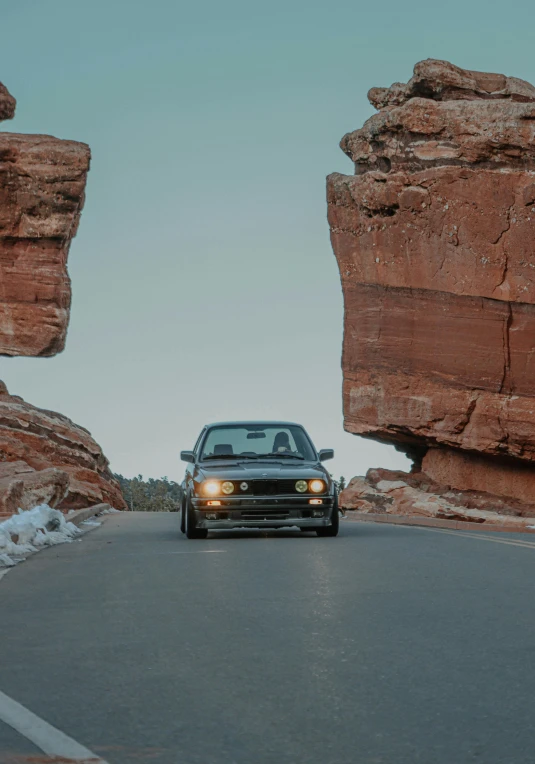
<box><xmin>0</xmin><ymin>83</ymin><xmax>90</xmax><ymax>356</ymax></box>
<box><xmin>340</xmin><ymin>468</ymin><xmax>535</xmax><ymax>526</ymax></box>
<box><xmin>0</xmin><ymin>381</ymin><xmax>126</xmax><ymax>512</ymax></box>
<box><xmin>0</xmin><ymin>83</ymin><xmax>16</xmax><ymax>121</ymax></box>
<box><xmin>328</xmin><ymin>60</ymin><xmax>535</xmax><ymax>504</ymax></box>
<box><xmin>367</xmin><ymin>59</ymin><xmax>535</xmax><ymax>110</ymax></box>
<box><xmin>0</xmin><ymin>82</ymin><xmax>123</xmax><ymax>516</ymax></box>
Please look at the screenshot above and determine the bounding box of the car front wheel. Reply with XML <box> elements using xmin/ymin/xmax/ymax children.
<box><xmin>316</xmin><ymin>496</ymin><xmax>340</xmax><ymax>537</ymax></box>
<box><xmin>185</xmin><ymin>496</ymin><xmax>208</xmax><ymax>539</ymax></box>
<box><xmin>180</xmin><ymin>496</ymin><xmax>186</xmax><ymax>534</ymax></box>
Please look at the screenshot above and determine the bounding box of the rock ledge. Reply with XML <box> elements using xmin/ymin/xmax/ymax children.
<box><xmin>328</xmin><ymin>60</ymin><xmax>535</xmax><ymax>508</ymax></box>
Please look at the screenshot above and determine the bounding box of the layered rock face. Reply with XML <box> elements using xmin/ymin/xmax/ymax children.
<box><xmin>328</xmin><ymin>60</ymin><xmax>535</xmax><ymax>506</ymax></box>
<box><xmin>0</xmin><ymin>81</ymin><xmax>125</xmax><ymax>515</ymax></box>
<box><xmin>0</xmin><ymin>82</ymin><xmax>90</xmax><ymax>356</ymax></box>
<box><xmin>0</xmin><ymin>380</ymin><xmax>126</xmax><ymax>513</ymax></box>
<box><xmin>0</xmin><ymin>83</ymin><xmax>16</xmax><ymax>121</ymax></box>
<box><xmin>340</xmin><ymin>469</ymin><xmax>535</xmax><ymax>529</ymax></box>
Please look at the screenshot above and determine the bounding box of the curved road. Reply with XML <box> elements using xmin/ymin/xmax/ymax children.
<box><xmin>1</xmin><ymin>512</ymin><xmax>535</xmax><ymax>763</ymax></box>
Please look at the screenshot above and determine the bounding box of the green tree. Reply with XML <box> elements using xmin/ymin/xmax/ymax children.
<box><xmin>114</xmin><ymin>473</ymin><xmax>182</xmax><ymax>512</ymax></box>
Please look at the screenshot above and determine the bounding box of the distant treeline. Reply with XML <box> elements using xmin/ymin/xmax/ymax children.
<box><xmin>113</xmin><ymin>474</ymin><xmax>182</xmax><ymax>512</ymax></box>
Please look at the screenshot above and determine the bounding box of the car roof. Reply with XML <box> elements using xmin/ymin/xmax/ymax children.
<box><xmin>204</xmin><ymin>420</ymin><xmax>304</xmax><ymax>428</ymax></box>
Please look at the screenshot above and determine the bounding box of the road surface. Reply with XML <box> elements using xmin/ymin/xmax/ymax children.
<box><xmin>1</xmin><ymin>512</ymin><xmax>535</xmax><ymax>763</ymax></box>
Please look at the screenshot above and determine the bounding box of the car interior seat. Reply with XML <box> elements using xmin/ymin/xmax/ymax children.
<box><xmin>213</xmin><ymin>443</ymin><xmax>234</xmax><ymax>455</ymax></box>
<box><xmin>272</xmin><ymin>432</ymin><xmax>291</xmax><ymax>452</ymax></box>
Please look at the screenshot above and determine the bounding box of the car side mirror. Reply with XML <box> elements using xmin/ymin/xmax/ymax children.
<box><xmin>180</xmin><ymin>450</ymin><xmax>195</xmax><ymax>463</ymax></box>
<box><xmin>318</xmin><ymin>449</ymin><xmax>334</xmax><ymax>462</ymax></box>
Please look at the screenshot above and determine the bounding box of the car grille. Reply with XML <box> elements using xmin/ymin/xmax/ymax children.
<box><xmin>250</xmin><ymin>479</ymin><xmax>299</xmax><ymax>496</ymax></box>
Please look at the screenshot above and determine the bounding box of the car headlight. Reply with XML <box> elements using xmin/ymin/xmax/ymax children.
<box><xmin>203</xmin><ymin>480</ymin><xmax>220</xmax><ymax>496</ymax></box>
<box><xmin>295</xmin><ymin>480</ymin><xmax>308</xmax><ymax>493</ymax></box>
<box><xmin>221</xmin><ymin>481</ymin><xmax>234</xmax><ymax>495</ymax></box>
<box><xmin>309</xmin><ymin>479</ymin><xmax>325</xmax><ymax>493</ymax></box>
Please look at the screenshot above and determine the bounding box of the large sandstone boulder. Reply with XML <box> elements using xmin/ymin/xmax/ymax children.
<box><xmin>328</xmin><ymin>59</ymin><xmax>535</xmax><ymax>504</ymax></box>
<box><xmin>0</xmin><ymin>82</ymin><xmax>124</xmax><ymax>515</ymax></box>
<box><xmin>0</xmin><ymin>381</ymin><xmax>126</xmax><ymax>511</ymax></box>
<box><xmin>0</xmin><ymin>82</ymin><xmax>90</xmax><ymax>357</ymax></box>
<box><xmin>0</xmin><ymin>462</ymin><xmax>70</xmax><ymax>515</ymax></box>
<box><xmin>0</xmin><ymin>82</ymin><xmax>16</xmax><ymax>121</ymax></box>
<box><xmin>339</xmin><ymin>468</ymin><xmax>535</xmax><ymax>527</ymax></box>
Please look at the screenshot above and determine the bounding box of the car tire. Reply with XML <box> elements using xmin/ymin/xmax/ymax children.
<box><xmin>185</xmin><ymin>496</ymin><xmax>208</xmax><ymax>539</ymax></box>
<box><xmin>316</xmin><ymin>496</ymin><xmax>340</xmax><ymax>537</ymax></box>
<box><xmin>180</xmin><ymin>496</ymin><xmax>186</xmax><ymax>534</ymax></box>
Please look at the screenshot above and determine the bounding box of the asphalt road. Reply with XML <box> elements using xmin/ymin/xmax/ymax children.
<box><xmin>1</xmin><ymin>513</ymin><xmax>535</xmax><ymax>764</ymax></box>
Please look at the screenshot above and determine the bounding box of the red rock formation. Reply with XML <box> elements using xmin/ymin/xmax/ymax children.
<box><xmin>328</xmin><ymin>60</ymin><xmax>535</xmax><ymax>507</ymax></box>
<box><xmin>0</xmin><ymin>83</ymin><xmax>16</xmax><ymax>121</ymax></box>
<box><xmin>0</xmin><ymin>381</ymin><xmax>126</xmax><ymax>511</ymax></box>
<box><xmin>0</xmin><ymin>461</ymin><xmax>70</xmax><ymax>516</ymax></box>
<box><xmin>339</xmin><ymin>468</ymin><xmax>535</xmax><ymax>528</ymax></box>
<box><xmin>0</xmin><ymin>82</ymin><xmax>90</xmax><ymax>356</ymax></box>
<box><xmin>0</xmin><ymin>82</ymin><xmax>124</xmax><ymax>515</ymax></box>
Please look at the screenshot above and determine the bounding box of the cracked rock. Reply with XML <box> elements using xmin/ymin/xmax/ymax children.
<box><xmin>0</xmin><ymin>381</ymin><xmax>126</xmax><ymax>511</ymax></box>
<box><xmin>328</xmin><ymin>60</ymin><xmax>535</xmax><ymax>507</ymax></box>
<box><xmin>0</xmin><ymin>82</ymin><xmax>90</xmax><ymax>357</ymax></box>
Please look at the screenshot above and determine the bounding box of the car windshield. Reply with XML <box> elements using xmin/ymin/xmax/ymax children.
<box><xmin>199</xmin><ymin>424</ymin><xmax>316</xmax><ymax>461</ymax></box>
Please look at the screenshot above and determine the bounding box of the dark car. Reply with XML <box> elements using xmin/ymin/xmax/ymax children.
<box><xmin>179</xmin><ymin>421</ymin><xmax>339</xmax><ymax>539</ymax></box>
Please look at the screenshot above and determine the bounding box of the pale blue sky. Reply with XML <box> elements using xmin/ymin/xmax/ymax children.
<box><xmin>1</xmin><ymin>0</ymin><xmax>534</xmax><ymax>481</ymax></box>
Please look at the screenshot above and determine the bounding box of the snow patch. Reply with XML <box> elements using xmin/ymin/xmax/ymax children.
<box><xmin>0</xmin><ymin>505</ymin><xmax>81</xmax><ymax>569</ymax></box>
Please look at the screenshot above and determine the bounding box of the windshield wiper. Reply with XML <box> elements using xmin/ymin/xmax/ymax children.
<box><xmin>202</xmin><ymin>454</ymin><xmax>258</xmax><ymax>460</ymax></box>
<box><xmin>256</xmin><ymin>452</ymin><xmax>305</xmax><ymax>460</ymax></box>
<box><xmin>202</xmin><ymin>453</ymin><xmax>306</xmax><ymax>461</ymax></box>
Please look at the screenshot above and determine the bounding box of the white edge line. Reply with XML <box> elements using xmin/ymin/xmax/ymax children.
<box><xmin>408</xmin><ymin>525</ymin><xmax>535</xmax><ymax>549</ymax></box>
<box><xmin>352</xmin><ymin>519</ymin><xmax>535</xmax><ymax>549</ymax></box>
<box><xmin>0</xmin><ymin>688</ymin><xmax>109</xmax><ymax>762</ymax></box>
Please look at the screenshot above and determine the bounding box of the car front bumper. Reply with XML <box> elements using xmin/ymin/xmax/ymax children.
<box><xmin>191</xmin><ymin>496</ymin><xmax>335</xmax><ymax>529</ymax></box>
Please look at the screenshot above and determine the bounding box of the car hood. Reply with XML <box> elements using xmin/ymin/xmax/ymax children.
<box><xmin>196</xmin><ymin>460</ymin><xmax>329</xmax><ymax>481</ymax></box>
